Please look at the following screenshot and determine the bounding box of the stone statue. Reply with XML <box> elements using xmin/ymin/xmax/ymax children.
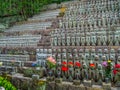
<box><xmin>76</xmin><ymin>37</ymin><xmax>80</xmax><ymax>46</ymax></box>
<box><xmin>97</xmin><ymin>36</ymin><xmax>101</xmax><ymax>46</ymax></box>
<box><xmin>102</xmin><ymin>55</ymin><xmax>107</xmax><ymax>61</ymax></box>
<box><xmin>110</xmin><ymin>49</ymin><xmax>115</xmax><ymax>67</ymax></box>
<box><xmin>81</xmin><ymin>63</ymin><xmax>88</xmax><ymax>80</ymax></box>
<box><xmin>67</xmin><ymin>36</ymin><xmax>70</xmax><ymax>46</ymax></box>
<box><xmin>59</xmin><ymin>20</ymin><xmax>63</xmax><ymax>28</ymax></box>
<box><xmin>102</xmin><ymin>36</ymin><xmax>107</xmax><ymax>46</ymax></box>
<box><xmin>61</xmin><ymin>55</ymin><xmax>68</xmax><ymax>81</ymax></box>
<box><xmin>104</xmin><ymin>49</ymin><xmax>109</xmax><ymax>60</ymax></box>
<box><xmin>57</xmin><ymin>54</ymin><xmax>61</xmax><ymax>62</ymax></box>
<box><xmin>115</xmin><ymin>35</ymin><xmax>119</xmax><ymax>46</ymax></box>
<box><xmin>94</xmin><ymin>64</ymin><xmax>103</xmax><ymax>85</ymax></box>
<box><xmin>94</xmin><ymin>55</ymin><xmax>99</xmax><ymax>67</ymax></box>
<box><xmin>86</xmin><ymin>36</ymin><xmax>90</xmax><ymax>46</ymax></box>
<box><xmin>85</xmin><ymin>49</ymin><xmax>90</xmax><ymax>65</ymax></box>
<box><xmin>53</xmin><ymin>37</ymin><xmax>57</xmax><ymax>46</ymax></box>
<box><xmin>109</xmin><ymin>35</ymin><xmax>114</xmax><ymax>46</ymax></box>
<box><xmin>89</xmin><ymin>61</ymin><xmax>95</xmax><ymax>80</ymax></box>
<box><xmin>91</xmin><ymin>49</ymin><xmax>96</xmax><ymax>60</ymax></box>
<box><xmin>71</xmin><ymin>37</ymin><xmax>75</xmax><ymax>46</ymax></box>
<box><xmin>65</xmin><ymin>21</ymin><xmax>68</xmax><ymax>29</ymax></box>
<box><xmin>56</xmin><ymin>65</ymin><xmax>61</xmax><ymax>78</ymax></box>
<box><xmin>81</xmin><ymin>37</ymin><xmax>85</xmax><ymax>46</ymax></box>
<box><xmin>57</xmin><ymin>38</ymin><xmax>61</xmax><ymax>46</ymax></box>
<box><xmin>68</xmin><ymin>61</ymin><xmax>74</xmax><ymax>81</ymax></box>
<box><xmin>98</xmin><ymin>49</ymin><xmax>103</xmax><ymax>63</ymax></box>
<box><xmin>91</xmin><ymin>36</ymin><xmax>96</xmax><ymax>46</ymax></box>
<box><xmin>62</xmin><ymin>37</ymin><xmax>65</xmax><ymax>46</ymax></box>
<box><xmin>75</xmin><ymin>66</ymin><xmax>80</xmax><ymax>80</ymax></box>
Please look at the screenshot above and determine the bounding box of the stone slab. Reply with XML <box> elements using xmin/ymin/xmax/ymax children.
<box><xmin>84</xmin><ymin>80</ymin><xmax>92</xmax><ymax>87</ymax></box>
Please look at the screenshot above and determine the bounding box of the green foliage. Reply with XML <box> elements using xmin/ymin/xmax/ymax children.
<box><xmin>0</xmin><ymin>76</ymin><xmax>17</xmax><ymax>90</ymax></box>
<box><xmin>0</xmin><ymin>0</ymin><xmax>71</xmax><ymax>29</ymax></box>
<box><xmin>47</xmin><ymin>61</ymin><xmax>56</xmax><ymax>69</ymax></box>
<box><xmin>23</xmin><ymin>68</ymin><xmax>33</xmax><ymax>77</ymax></box>
<box><xmin>0</xmin><ymin>0</ymin><xmax>71</xmax><ymax>17</ymax></box>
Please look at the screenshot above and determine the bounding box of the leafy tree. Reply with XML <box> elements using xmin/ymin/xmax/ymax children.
<box><xmin>0</xmin><ymin>76</ymin><xmax>17</xmax><ymax>90</ymax></box>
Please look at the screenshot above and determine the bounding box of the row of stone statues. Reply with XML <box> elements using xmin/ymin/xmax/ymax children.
<box><xmin>46</xmin><ymin>57</ymin><xmax>120</xmax><ymax>86</ymax></box>
<box><xmin>52</xmin><ymin>35</ymin><xmax>120</xmax><ymax>46</ymax></box>
<box><xmin>47</xmin><ymin>0</ymin><xmax>120</xmax><ymax>87</ymax></box>
<box><xmin>60</xmin><ymin>0</ymin><xmax>120</xmax><ymax>28</ymax></box>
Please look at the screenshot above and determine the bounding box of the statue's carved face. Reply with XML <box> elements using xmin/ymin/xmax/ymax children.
<box><xmin>98</xmin><ymin>49</ymin><xmax>102</xmax><ymax>54</ymax></box>
<box><xmin>63</xmin><ymin>49</ymin><xmax>66</xmax><ymax>53</ymax></box>
<box><xmin>110</xmin><ymin>56</ymin><xmax>114</xmax><ymax>61</ymax></box>
<box><xmin>57</xmin><ymin>62</ymin><xmax>61</xmax><ymax>66</ymax></box>
<box><xmin>118</xmin><ymin>49</ymin><xmax>120</xmax><ymax>54</ymax></box>
<box><xmin>91</xmin><ymin>49</ymin><xmax>95</xmax><ymax>53</ymax></box>
<box><xmin>79</xmin><ymin>49</ymin><xmax>83</xmax><ymax>53</ymax></box>
<box><xmin>95</xmin><ymin>55</ymin><xmax>99</xmax><ymax>60</ymax></box>
<box><xmin>81</xmin><ymin>55</ymin><xmax>84</xmax><ymax>60</ymax></box>
<box><xmin>104</xmin><ymin>49</ymin><xmax>108</xmax><ymax>54</ymax></box>
<box><xmin>110</xmin><ymin>49</ymin><xmax>115</xmax><ymax>54</ymax></box>
<box><xmin>83</xmin><ymin>64</ymin><xmax>87</xmax><ymax>69</ymax></box>
<box><xmin>98</xmin><ymin>65</ymin><xmax>102</xmax><ymax>70</ymax></box>
<box><xmin>102</xmin><ymin>56</ymin><xmax>106</xmax><ymax>61</ymax></box>
<box><xmin>57</xmin><ymin>54</ymin><xmax>61</xmax><ymax>59</ymax></box>
<box><xmin>85</xmin><ymin>49</ymin><xmax>89</xmax><ymax>53</ymax></box>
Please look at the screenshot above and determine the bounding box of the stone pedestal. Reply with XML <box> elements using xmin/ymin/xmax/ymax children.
<box><xmin>46</xmin><ymin>81</ymin><xmax>55</xmax><ymax>90</ymax></box>
<box><xmin>46</xmin><ymin>77</ymin><xmax>54</xmax><ymax>82</ymax></box>
<box><xmin>69</xmin><ymin>84</ymin><xmax>85</xmax><ymax>90</ymax></box>
<box><xmin>115</xmin><ymin>82</ymin><xmax>120</xmax><ymax>87</ymax></box>
<box><xmin>55</xmin><ymin>78</ymin><xmax>62</xmax><ymax>84</ymax></box>
<box><xmin>102</xmin><ymin>83</ymin><xmax>111</xmax><ymax>90</ymax></box>
<box><xmin>73</xmin><ymin>80</ymin><xmax>81</xmax><ymax>85</ymax></box>
<box><xmin>83</xmin><ymin>80</ymin><xmax>92</xmax><ymax>87</ymax></box>
<box><xmin>32</xmin><ymin>74</ymin><xmax>39</xmax><ymax>80</ymax></box>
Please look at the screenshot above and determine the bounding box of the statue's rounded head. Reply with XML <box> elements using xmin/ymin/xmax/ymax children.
<box><xmin>102</xmin><ymin>55</ymin><xmax>106</xmax><ymax>61</ymax></box>
<box><xmin>110</xmin><ymin>56</ymin><xmax>114</xmax><ymax>61</ymax></box>
<box><xmin>62</xmin><ymin>49</ymin><xmax>66</xmax><ymax>53</ymax></box>
<box><xmin>110</xmin><ymin>49</ymin><xmax>115</xmax><ymax>53</ymax></box>
<box><xmin>83</xmin><ymin>63</ymin><xmax>87</xmax><ymax>69</ymax></box>
<box><xmin>91</xmin><ymin>49</ymin><xmax>95</xmax><ymax>53</ymax></box>
<box><xmin>95</xmin><ymin>55</ymin><xmax>99</xmax><ymax>60</ymax></box>
<box><xmin>98</xmin><ymin>49</ymin><xmax>102</xmax><ymax>53</ymax></box>
<box><xmin>104</xmin><ymin>49</ymin><xmax>108</xmax><ymax>54</ymax></box>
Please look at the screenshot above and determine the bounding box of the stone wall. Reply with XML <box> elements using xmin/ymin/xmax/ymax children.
<box><xmin>46</xmin><ymin>80</ymin><xmax>103</xmax><ymax>90</ymax></box>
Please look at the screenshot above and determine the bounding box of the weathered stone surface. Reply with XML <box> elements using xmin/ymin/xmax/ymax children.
<box><xmin>62</xmin><ymin>84</ymin><xmax>70</xmax><ymax>90</ymax></box>
<box><xmin>46</xmin><ymin>77</ymin><xmax>54</xmax><ymax>82</ymax></box>
<box><xmin>102</xmin><ymin>83</ymin><xmax>111</xmax><ymax>90</ymax></box>
<box><xmin>46</xmin><ymin>82</ymin><xmax>55</xmax><ymax>90</ymax></box>
<box><xmin>84</xmin><ymin>80</ymin><xmax>92</xmax><ymax>87</ymax></box>
<box><xmin>55</xmin><ymin>78</ymin><xmax>62</xmax><ymax>84</ymax></box>
<box><xmin>92</xmin><ymin>87</ymin><xmax>103</xmax><ymax>90</ymax></box>
<box><xmin>69</xmin><ymin>85</ymin><xmax>85</xmax><ymax>90</ymax></box>
<box><xmin>73</xmin><ymin>80</ymin><xmax>81</xmax><ymax>85</ymax></box>
<box><xmin>55</xmin><ymin>83</ymin><xmax>63</xmax><ymax>90</ymax></box>
<box><xmin>115</xmin><ymin>82</ymin><xmax>120</xmax><ymax>87</ymax></box>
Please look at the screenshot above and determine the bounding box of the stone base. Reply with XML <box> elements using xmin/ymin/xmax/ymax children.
<box><xmin>46</xmin><ymin>77</ymin><xmax>54</xmax><ymax>82</ymax></box>
<box><xmin>93</xmin><ymin>80</ymin><xmax>102</xmax><ymax>86</ymax></box>
<box><xmin>46</xmin><ymin>82</ymin><xmax>55</xmax><ymax>90</ymax></box>
<box><xmin>83</xmin><ymin>80</ymin><xmax>92</xmax><ymax>87</ymax></box>
<box><xmin>55</xmin><ymin>78</ymin><xmax>62</xmax><ymax>83</ymax></box>
<box><xmin>102</xmin><ymin>83</ymin><xmax>111</xmax><ymax>90</ymax></box>
<box><xmin>73</xmin><ymin>80</ymin><xmax>81</xmax><ymax>85</ymax></box>
<box><xmin>32</xmin><ymin>74</ymin><xmax>39</xmax><ymax>80</ymax></box>
<box><xmin>115</xmin><ymin>82</ymin><xmax>120</xmax><ymax>87</ymax></box>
